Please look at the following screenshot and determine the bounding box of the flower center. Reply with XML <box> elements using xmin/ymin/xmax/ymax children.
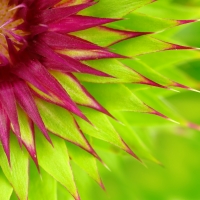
<box><xmin>0</xmin><ymin>1</ymin><xmax>26</xmax><ymax>59</ymax></box>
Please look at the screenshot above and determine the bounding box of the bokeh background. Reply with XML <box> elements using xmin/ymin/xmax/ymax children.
<box><xmin>58</xmin><ymin>1</ymin><xmax>200</xmax><ymax>199</ymax></box>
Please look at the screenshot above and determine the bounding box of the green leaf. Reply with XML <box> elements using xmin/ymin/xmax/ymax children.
<box><xmin>138</xmin><ymin>0</ymin><xmax>200</xmax><ymax>19</ymax></box>
<box><xmin>36</xmin><ymin>132</ymin><xmax>79</xmax><ymax>200</ymax></box>
<box><xmin>0</xmin><ymin>136</ymin><xmax>29</xmax><ymax>200</ymax></box>
<box><xmin>76</xmin><ymin>108</ymin><xmax>139</xmax><ymax>160</ymax></box>
<box><xmin>72</xmin><ymin>26</ymin><xmax>133</xmax><ymax>47</ymax></box>
<box><xmin>82</xmin><ymin>0</ymin><xmax>155</xmax><ymax>18</ymax></box>
<box><xmin>110</xmin><ymin>12</ymin><xmax>179</xmax><ymax>32</ymax></box>
<box><xmin>122</xmin><ymin>59</ymin><xmax>173</xmax><ymax>86</ymax></box>
<box><xmin>0</xmin><ymin>170</ymin><xmax>13</xmax><ymax>200</ymax></box>
<box><xmin>57</xmin><ymin>183</ymin><xmax>73</xmax><ymax>200</ymax></box>
<box><xmin>139</xmin><ymin>50</ymin><xmax>200</xmax><ymax>71</ymax></box>
<box><xmin>83</xmin><ymin>83</ymin><xmax>150</xmax><ymax>112</ymax></box>
<box><xmin>29</xmin><ymin>164</ymin><xmax>57</xmax><ymax>200</ymax></box>
<box><xmin>159</xmin><ymin>67</ymin><xmax>196</xmax><ymax>88</ymax></box>
<box><xmin>123</xmin><ymin>58</ymin><xmax>199</xmax><ymax>90</ymax></box>
<box><xmin>67</xmin><ymin>143</ymin><xmax>103</xmax><ymax>188</ymax></box>
<box><xmin>132</xmin><ymin>88</ymin><xmax>181</xmax><ymax>118</ymax></box>
<box><xmin>112</xmin><ymin>36</ymin><xmax>171</xmax><ymax>57</ymax></box>
<box><xmin>51</xmin><ymin>72</ymin><xmax>96</xmax><ymax>106</ymax></box>
<box><xmin>35</xmin><ymin>98</ymin><xmax>95</xmax><ymax>154</ymax></box>
<box><xmin>17</xmin><ymin>106</ymin><xmax>37</xmax><ymax>165</ymax></box>
<box><xmin>75</xmin><ymin>59</ymin><xmax>143</xmax><ymax>84</ymax></box>
<box><xmin>109</xmin><ymin>112</ymin><xmax>161</xmax><ymax>164</ymax></box>
<box><xmin>17</xmin><ymin>107</ymin><xmax>33</xmax><ymax>148</ymax></box>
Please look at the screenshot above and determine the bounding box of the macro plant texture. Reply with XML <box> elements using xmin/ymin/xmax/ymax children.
<box><xmin>0</xmin><ymin>0</ymin><xmax>200</xmax><ymax>199</ymax></box>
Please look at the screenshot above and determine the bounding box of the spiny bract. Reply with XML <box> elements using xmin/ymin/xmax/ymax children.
<box><xmin>0</xmin><ymin>0</ymin><xmax>199</xmax><ymax>199</ymax></box>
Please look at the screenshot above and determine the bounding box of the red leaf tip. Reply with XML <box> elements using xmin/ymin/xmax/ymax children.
<box><xmin>177</xmin><ymin>19</ymin><xmax>198</xmax><ymax>25</ymax></box>
<box><xmin>188</xmin><ymin>122</ymin><xmax>200</xmax><ymax>131</ymax></box>
<box><xmin>139</xmin><ymin>77</ymin><xmax>167</xmax><ymax>89</ymax></box>
<box><xmin>99</xmin><ymin>180</ymin><xmax>106</xmax><ymax>191</ymax></box>
<box><xmin>148</xmin><ymin>107</ymin><xmax>179</xmax><ymax>124</ymax></box>
<box><xmin>168</xmin><ymin>44</ymin><xmax>194</xmax><ymax>51</ymax></box>
<box><xmin>172</xmin><ymin>82</ymin><xmax>200</xmax><ymax>93</ymax></box>
<box><xmin>121</xmin><ymin>139</ymin><xmax>142</xmax><ymax>163</ymax></box>
<box><xmin>149</xmin><ymin>108</ymin><xmax>167</xmax><ymax>119</ymax></box>
<box><xmin>75</xmin><ymin>194</ymin><xmax>81</xmax><ymax>200</ymax></box>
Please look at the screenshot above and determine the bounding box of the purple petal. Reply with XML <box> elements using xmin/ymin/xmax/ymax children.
<box><xmin>15</xmin><ymin>60</ymin><xmax>90</xmax><ymax>122</ymax></box>
<box><xmin>39</xmin><ymin>31</ymin><xmax>106</xmax><ymax>50</ymax></box>
<box><xmin>34</xmin><ymin>0</ymin><xmax>60</xmax><ymax>10</ymax></box>
<box><xmin>49</xmin><ymin>15</ymin><xmax>119</xmax><ymax>33</ymax></box>
<box><xmin>13</xmin><ymin>80</ymin><xmax>52</xmax><ymax>144</ymax></box>
<box><xmin>0</xmin><ymin>82</ymin><xmax>21</xmax><ymax>145</ymax></box>
<box><xmin>0</xmin><ymin>105</ymin><xmax>10</xmax><ymax>163</ymax></box>
<box><xmin>33</xmin><ymin>41</ymin><xmax>112</xmax><ymax>76</ymax></box>
<box><xmin>34</xmin><ymin>2</ymin><xmax>94</xmax><ymax>23</ymax></box>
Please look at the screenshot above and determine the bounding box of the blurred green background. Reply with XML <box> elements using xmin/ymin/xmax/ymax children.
<box><xmin>61</xmin><ymin>0</ymin><xmax>200</xmax><ymax>199</ymax></box>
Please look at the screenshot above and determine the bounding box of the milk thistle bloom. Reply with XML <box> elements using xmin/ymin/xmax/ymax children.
<box><xmin>0</xmin><ymin>0</ymin><xmax>199</xmax><ymax>199</ymax></box>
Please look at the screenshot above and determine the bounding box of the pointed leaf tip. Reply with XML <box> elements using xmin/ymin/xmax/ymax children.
<box><xmin>172</xmin><ymin>82</ymin><xmax>200</xmax><ymax>93</ymax></box>
<box><xmin>17</xmin><ymin>107</ymin><xmax>40</xmax><ymax>171</ymax></box>
<box><xmin>139</xmin><ymin>76</ymin><xmax>167</xmax><ymax>89</ymax></box>
<box><xmin>99</xmin><ymin>180</ymin><xmax>106</xmax><ymax>191</ymax></box>
<box><xmin>148</xmin><ymin>107</ymin><xmax>168</xmax><ymax>119</ymax></box>
<box><xmin>167</xmin><ymin>43</ymin><xmax>194</xmax><ymax>51</ymax></box>
<box><xmin>150</xmin><ymin>109</ymin><xmax>178</xmax><ymax>124</ymax></box>
<box><xmin>36</xmin><ymin>133</ymin><xmax>79</xmax><ymax>200</ymax></box>
<box><xmin>102</xmin><ymin>26</ymin><xmax>153</xmax><ymax>46</ymax></box>
<box><xmin>88</xmin><ymin>147</ymin><xmax>107</xmax><ymax>168</ymax></box>
<box><xmin>188</xmin><ymin>123</ymin><xmax>200</xmax><ymax>131</ymax></box>
<box><xmin>172</xmin><ymin>82</ymin><xmax>190</xmax><ymax>89</ymax></box>
<box><xmin>121</xmin><ymin>139</ymin><xmax>142</xmax><ymax>163</ymax></box>
<box><xmin>177</xmin><ymin>19</ymin><xmax>198</xmax><ymax>25</ymax></box>
<box><xmin>75</xmin><ymin>195</ymin><xmax>81</xmax><ymax>200</ymax></box>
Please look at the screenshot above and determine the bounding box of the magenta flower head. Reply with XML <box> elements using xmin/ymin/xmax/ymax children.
<box><xmin>0</xmin><ymin>0</ymin><xmax>198</xmax><ymax>199</ymax></box>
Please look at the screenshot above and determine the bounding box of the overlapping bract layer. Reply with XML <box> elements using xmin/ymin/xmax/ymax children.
<box><xmin>0</xmin><ymin>0</ymin><xmax>199</xmax><ymax>199</ymax></box>
<box><xmin>0</xmin><ymin>0</ymin><xmax>122</xmax><ymax>162</ymax></box>
<box><xmin>0</xmin><ymin>0</ymin><xmax>158</xmax><ymax>165</ymax></box>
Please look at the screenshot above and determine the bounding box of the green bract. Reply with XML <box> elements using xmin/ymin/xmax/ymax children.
<box><xmin>0</xmin><ymin>0</ymin><xmax>199</xmax><ymax>200</ymax></box>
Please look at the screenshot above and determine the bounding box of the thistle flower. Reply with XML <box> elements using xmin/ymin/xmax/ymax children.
<box><xmin>0</xmin><ymin>0</ymin><xmax>199</xmax><ymax>199</ymax></box>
